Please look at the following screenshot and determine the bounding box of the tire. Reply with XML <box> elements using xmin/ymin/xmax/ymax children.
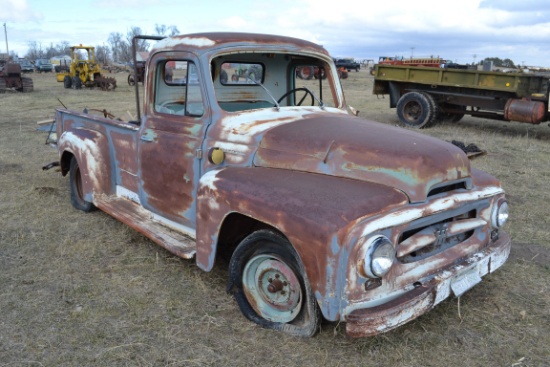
<box><xmin>69</xmin><ymin>156</ymin><xmax>95</xmax><ymax>212</ymax></box>
<box><xmin>128</xmin><ymin>74</ymin><xmax>136</xmax><ymax>86</ymax></box>
<box><xmin>297</xmin><ymin>66</ymin><xmax>314</xmax><ymax>80</ymax></box>
<box><xmin>420</xmin><ymin>92</ymin><xmax>440</xmax><ymax>127</ymax></box>
<box><xmin>396</xmin><ymin>91</ymin><xmax>436</xmax><ymax>128</ymax></box>
<box><xmin>228</xmin><ymin>230</ymin><xmax>320</xmax><ymax>337</ymax></box>
<box><xmin>72</xmin><ymin>76</ymin><xmax>82</xmax><ymax>90</ymax></box>
<box><xmin>63</xmin><ymin>75</ymin><xmax>72</xmax><ymax>89</ymax></box>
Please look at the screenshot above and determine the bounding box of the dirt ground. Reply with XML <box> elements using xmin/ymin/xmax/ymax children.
<box><xmin>1</xmin><ymin>70</ymin><xmax>549</xmax><ymax>367</ymax></box>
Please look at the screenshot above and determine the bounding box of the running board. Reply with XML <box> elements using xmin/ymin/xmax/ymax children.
<box><xmin>96</xmin><ymin>195</ymin><xmax>196</xmax><ymax>259</ymax></box>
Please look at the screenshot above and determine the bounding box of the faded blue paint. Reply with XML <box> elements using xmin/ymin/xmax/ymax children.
<box><xmin>330</xmin><ymin>235</ymin><xmax>340</xmax><ymax>255</ymax></box>
<box><xmin>141</xmin><ymin>128</ymin><xmax>157</xmax><ymax>141</ymax></box>
<box><xmin>344</xmin><ymin>164</ymin><xmax>419</xmax><ymax>188</ymax></box>
<box><xmin>319</xmin><ymin>236</ymin><xmax>350</xmax><ymax>321</ymax></box>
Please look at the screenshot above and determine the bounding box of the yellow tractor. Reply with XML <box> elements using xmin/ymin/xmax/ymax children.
<box><xmin>56</xmin><ymin>45</ymin><xmax>116</xmax><ymax>90</ymax></box>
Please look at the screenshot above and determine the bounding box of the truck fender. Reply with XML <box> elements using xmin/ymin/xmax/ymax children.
<box><xmin>194</xmin><ymin>167</ymin><xmax>409</xmax><ymax>321</ymax></box>
<box><xmin>58</xmin><ymin>129</ymin><xmax>114</xmax><ymax>203</ymax></box>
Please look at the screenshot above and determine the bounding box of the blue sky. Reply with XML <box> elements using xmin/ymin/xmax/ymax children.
<box><xmin>3</xmin><ymin>0</ymin><xmax>550</xmax><ymax>67</ymax></box>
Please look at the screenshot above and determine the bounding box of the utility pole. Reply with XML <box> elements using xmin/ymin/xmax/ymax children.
<box><xmin>3</xmin><ymin>23</ymin><xmax>9</xmax><ymax>59</ymax></box>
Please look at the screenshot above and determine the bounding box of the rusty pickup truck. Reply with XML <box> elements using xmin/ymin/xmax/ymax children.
<box><xmin>45</xmin><ymin>32</ymin><xmax>511</xmax><ymax>338</ymax></box>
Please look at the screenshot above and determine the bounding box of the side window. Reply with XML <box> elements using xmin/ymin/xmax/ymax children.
<box><xmin>155</xmin><ymin>60</ymin><xmax>204</xmax><ymax>116</ymax></box>
<box><xmin>292</xmin><ymin>64</ymin><xmax>336</xmax><ymax>108</ymax></box>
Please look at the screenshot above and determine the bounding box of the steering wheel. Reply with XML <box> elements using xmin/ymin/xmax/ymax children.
<box><xmin>277</xmin><ymin>88</ymin><xmax>314</xmax><ymax>106</ymax></box>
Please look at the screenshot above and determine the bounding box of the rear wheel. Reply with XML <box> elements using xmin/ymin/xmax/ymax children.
<box><xmin>228</xmin><ymin>230</ymin><xmax>320</xmax><ymax>337</ymax></box>
<box><xmin>396</xmin><ymin>91</ymin><xmax>437</xmax><ymax>128</ymax></box>
<box><xmin>69</xmin><ymin>156</ymin><xmax>95</xmax><ymax>212</ymax></box>
<box><xmin>421</xmin><ymin>92</ymin><xmax>440</xmax><ymax>127</ymax></box>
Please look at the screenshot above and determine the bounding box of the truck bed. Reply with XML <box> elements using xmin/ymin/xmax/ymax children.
<box><xmin>373</xmin><ymin>64</ymin><xmax>550</xmax><ymax>98</ymax></box>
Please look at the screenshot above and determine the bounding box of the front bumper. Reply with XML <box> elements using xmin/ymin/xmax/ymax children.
<box><xmin>345</xmin><ymin>232</ymin><xmax>511</xmax><ymax>338</ymax></box>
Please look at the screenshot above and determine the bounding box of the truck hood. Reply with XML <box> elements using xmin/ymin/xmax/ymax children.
<box><xmin>252</xmin><ymin>114</ymin><xmax>471</xmax><ymax>203</ymax></box>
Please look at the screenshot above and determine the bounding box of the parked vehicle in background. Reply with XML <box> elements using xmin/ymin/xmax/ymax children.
<box><xmin>56</xmin><ymin>45</ymin><xmax>117</xmax><ymax>90</ymax></box>
<box><xmin>18</xmin><ymin>59</ymin><xmax>34</xmax><ymax>73</ymax></box>
<box><xmin>0</xmin><ymin>59</ymin><xmax>34</xmax><ymax>93</ymax></box>
<box><xmin>35</xmin><ymin>59</ymin><xmax>53</xmax><ymax>73</ymax></box>
<box><xmin>370</xmin><ymin>56</ymin><xmax>446</xmax><ymax>75</ymax></box>
<box><xmin>373</xmin><ymin>63</ymin><xmax>550</xmax><ymax>128</ymax></box>
<box><xmin>44</xmin><ymin>32</ymin><xmax>511</xmax><ymax>338</ymax></box>
<box><xmin>334</xmin><ymin>58</ymin><xmax>360</xmax><ymax>71</ymax></box>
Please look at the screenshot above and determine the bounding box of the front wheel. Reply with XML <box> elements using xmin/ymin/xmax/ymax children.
<box><xmin>63</xmin><ymin>75</ymin><xmax>72</xmax><ymax>89</ymax></box>
<box><xmin>228</xmin><ymin>230</ymin><xmax>320</xmax><ymax>337</ymax></box>
<box><xmin>72</xmin><ymin>76</ymin><xmax>82</xmax><ymax>89</ymax></box>
<box><xmin>69</xmin><ymin>156</ymin><xmax>95</xmax><ymax>212</ymax></box>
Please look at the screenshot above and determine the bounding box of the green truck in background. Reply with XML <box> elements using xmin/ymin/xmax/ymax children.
<box><xmin>372</xmin><ymin>64</ymin><xmax>550</xmax><ymax>128</ymax></box>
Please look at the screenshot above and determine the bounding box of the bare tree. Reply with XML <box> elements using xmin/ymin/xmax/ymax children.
<box><xmin>57</xmin><ymin>41</ymin><xmax>70</xmax><ymax>56</ymax></box>
<box><xmin>95</xmin><ymin>45</ymin><xmax>111</xmax><ymax>64</ymax></box>
<box><xmin>155</xmin><ymin>24</ymin><xmax>180</xmax><ymax>36</ymax></box>
<box><xmin>25</xmin><ymin>41</ymin><xmax>40</xmax><ymax>60</ymax></box>
<box><xmin>126</xmin><ymin>26</ymin><xmax>148</xmax><ymax>53</ymax></box>
<box><xmin>108</xmin><ymin>32</ymin><xmax>124</xmax><ymax>63</ymax></box>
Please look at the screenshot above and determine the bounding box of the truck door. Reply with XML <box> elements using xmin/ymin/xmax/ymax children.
<box><xmin>138</xmin><ymin>54</ymin><xmax>209</xmax><ymax>231</ymax></box>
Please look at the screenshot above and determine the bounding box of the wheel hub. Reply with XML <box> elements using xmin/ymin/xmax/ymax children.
<box><xmin>242</xmin><ymin>254</ymin><xmax>302</xmax><ymax>323</ymax></box>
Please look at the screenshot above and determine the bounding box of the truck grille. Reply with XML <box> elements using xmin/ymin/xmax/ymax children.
<box><xmin>396</xmin><ymin>208</ymin><xmax>485</xmax><ymax>263</ymax></box>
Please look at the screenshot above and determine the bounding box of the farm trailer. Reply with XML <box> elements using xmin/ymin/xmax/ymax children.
<box><xmin>372</xmin><ymin>64</ymin><xmax>550</xmax><ymax>128</ymax></box>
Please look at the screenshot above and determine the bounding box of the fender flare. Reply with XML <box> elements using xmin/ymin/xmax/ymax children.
<box><xmin>58</xmin><ymin>128</ymin><xmax>114</xmax><ymax>203</ymax></box>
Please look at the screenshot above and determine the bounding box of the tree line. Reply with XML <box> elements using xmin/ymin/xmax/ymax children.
<box><xmin>23</xmin><ymin>24</ymin><xmax>179</xmax><ymax>64</ymax></box>
<box><xmin>20</xmin><ymin>25</ymin><xmax>519</xmax><ymax>69</ymax></box>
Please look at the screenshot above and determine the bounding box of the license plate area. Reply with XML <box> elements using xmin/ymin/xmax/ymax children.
<box><xmin>451</xmin><ymin>268</ymin><xmax>482</xmax><ymax>297</ymax></box>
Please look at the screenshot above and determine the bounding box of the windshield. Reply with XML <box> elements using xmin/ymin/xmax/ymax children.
<box><xmin>212</xmin><ymin>53</ymin><xmax>339</xmax><ymax>112</ymax></box>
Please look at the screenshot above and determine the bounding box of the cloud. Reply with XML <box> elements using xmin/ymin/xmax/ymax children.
<box><xmin>3</xmin><ymin>0</ymin><xmax>42</xmax><ymax>22</ymax></box>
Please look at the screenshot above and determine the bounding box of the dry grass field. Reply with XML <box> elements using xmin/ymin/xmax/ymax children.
<box><xmin>1</xmin><ymin>70</ymin><xmax>549</xmax><ymax>367</ymax></box>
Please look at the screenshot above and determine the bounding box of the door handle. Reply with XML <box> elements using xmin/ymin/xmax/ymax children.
<box><xmin>140</xmin><ymin>135</ymin><xmax>153</xmax><ymax>142</ymax></box>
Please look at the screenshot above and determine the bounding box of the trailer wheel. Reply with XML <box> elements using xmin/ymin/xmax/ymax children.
<box><xmin>69</xmin><ymin>156</ymin><xmax>95</xmax><ymax>212</ymax></box>
<box><xmin>228</xmin><ymin>230</ymin><xmax>320</xmax><ymax>337</ymax></box>
<box><xmin>396</xmin><ymin>91</ymin><xmax>436</xmax><ymax>128</ymax></box>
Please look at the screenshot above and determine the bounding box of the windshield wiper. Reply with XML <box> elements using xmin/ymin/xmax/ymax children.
<box><xmin>303</xmin><ymin>86</ymin><xmax>325</xmax><ymax>110</ymax></box>
<box><xmin>247</xmin><ymin>77</ymin><xmax>280</xmax><ymax>111</ymax></box>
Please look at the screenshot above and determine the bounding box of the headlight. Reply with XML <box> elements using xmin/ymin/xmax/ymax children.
<box><xmin>359</xmin><ymin>235</ymin><xmax>396</xmax><ymax>278</ymax></box>
<box><xmin>491</xmin><ymin>199</ymin><xmax>509</xmax><ymax>229</ymax></box>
